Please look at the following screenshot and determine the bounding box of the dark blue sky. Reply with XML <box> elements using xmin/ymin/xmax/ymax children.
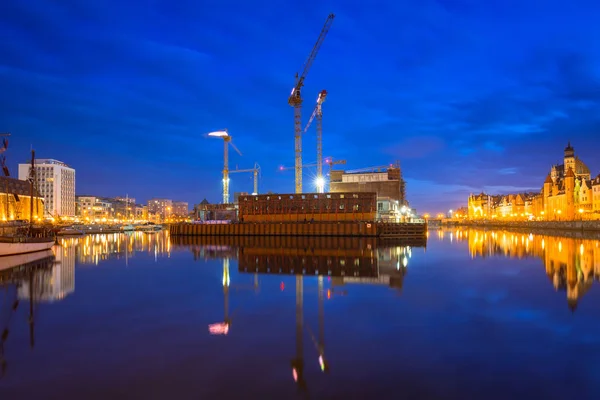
<box><xmin>2</xmin><ymin>0</ymin><xmax>600</xmax><ymax>213</ymax></box>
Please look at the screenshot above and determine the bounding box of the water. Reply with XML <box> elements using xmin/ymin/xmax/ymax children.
<box><xmin>1</xmin><ymin>229</ymin><xmax>600</xmax><ymax>399</ymax></box>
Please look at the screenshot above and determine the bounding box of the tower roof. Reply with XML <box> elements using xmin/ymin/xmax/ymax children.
<box><xmin>565</xmin><ymin>167</ymin><xmax>575</xmax><ymax>178</ymax></box>
<box><xmin>565</xmin><ymin>141</ymin><xmax>573</xmax><ymax>151</ymax></box>
<box><xmin>544</xmin><ymin>173</ymin><xmax>552</xmax><ymax>184</ymax></box>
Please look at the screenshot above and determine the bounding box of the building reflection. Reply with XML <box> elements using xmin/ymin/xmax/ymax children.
<box><xmin>18</xmin><ymin>245</ymin><xmax>75</xmax><ymax>303</ymax></box>
<box><xmin>173</xmin><ymin>235</ymin><xmax>425</xmax><ymax>392</ymax></box>
<box><xmin>58</xmin><ymin>230</ymin><xmax>171</xmax><ymax>265</ymax></box>
<box><xmin>0</xmin><ymin>251</ymin><xmax>57</xmax><ymax>379</ymax></box>
<box><xmin>445</xmin><ymin>228</ymin><xmax>600</xmax><ymax>311</ymax></box>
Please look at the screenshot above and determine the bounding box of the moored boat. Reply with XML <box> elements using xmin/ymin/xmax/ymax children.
<box><xmin>56</xmin><ymin>227</ymin><xmax>85</xmax><ymax>236</ymax></box>
<box><xmin>0</xmin><ymin>248</ymin><xmax>54</xmax><ymax>271</ymax></box>
<box><xmin>0</xmin><ymin>145</ymin><xmax>55</xmax><ymax>257</ymax></box>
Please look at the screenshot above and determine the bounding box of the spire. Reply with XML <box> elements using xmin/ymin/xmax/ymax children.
<box><xmin>564</xmin><ymin>141</ymin><xmax>575</xmax><ymax>157</ymax></box>
<box><xmin>544</xmin><ymin>173</ymin><xmax>552</xmax><ymax>184</ymax></box>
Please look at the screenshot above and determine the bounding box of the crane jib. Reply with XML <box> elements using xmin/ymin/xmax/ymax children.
<box><xmin>289</xmin><ymin>14</ymin><xmax>335</xmax><ymax>100</ymax></box>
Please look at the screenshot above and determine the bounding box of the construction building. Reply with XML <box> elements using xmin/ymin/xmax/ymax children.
<box><xmin>329</xmin><ymin>164</ymin><xmax>408</xmax><ymax>221</ymax></box>
<box><xmin>238</xmin><ymin>192</ymin><xmax>377</xmax><ymax>223</ymax></box>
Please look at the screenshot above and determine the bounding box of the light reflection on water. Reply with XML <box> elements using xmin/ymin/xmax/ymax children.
<box><xmin>0</xmin><ymin>229</ymin><xmax>599</xmax><ymax>398</ymax></box>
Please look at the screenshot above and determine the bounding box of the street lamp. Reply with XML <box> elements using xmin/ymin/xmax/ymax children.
<box><xmin>208</xmin><ymin>130</ymin><xmax>242</xmax><ymax>204</ymax></box>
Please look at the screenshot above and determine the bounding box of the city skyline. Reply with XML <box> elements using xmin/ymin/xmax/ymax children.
<box><xmin>2</xmin><ymin>1</ymin><xmax>600</xmax><ymax>213</ymax></box>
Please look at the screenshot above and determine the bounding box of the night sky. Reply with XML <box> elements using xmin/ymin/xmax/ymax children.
<box><xmin>2</xmin><ymin>0</ymin><xmax>600</xmax><ymax>213</ymax></box>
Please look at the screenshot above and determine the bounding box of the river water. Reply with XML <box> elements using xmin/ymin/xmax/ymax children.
<box><xmin>1</xmin><ymin>229</ymin><xmax>599</xmax><ymax>399</ymax></box>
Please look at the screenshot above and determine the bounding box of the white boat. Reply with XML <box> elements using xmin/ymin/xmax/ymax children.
<box><xmin>0</xmin><ymin>236</ymin><xmax>55</xmax><ymax>258</ymax></box>
<box><xmin>0</xmin><ymin>144</ymin><xmax>56</xmax><ymax>258</ymax></box>
<box><xmin>121</xmin><ymin>224</ymin><xmax>135</xmax><ymax>231</ymax></box>
<box><xmin>56</xmin><ymin>227</ymin><xmax>85</xmax><ymax>236</ymax></box>
<box><xmin>0</xmin><ymin>248</ymin><xmax>54</xmax><ymax>271</ymax></box>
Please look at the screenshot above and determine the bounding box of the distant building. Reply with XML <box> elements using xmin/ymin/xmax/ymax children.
<box><xmin>468</xmin><ymin>143</ymin><xmax>600</xmax><ymax>221</ymax></box>
<box><xmin>172</xmin><ymin>201</ymin><xmax>189</xmax><ymax>217</ymax></box>
<box><xmin>19</xmin><ymin>159</ymin><xmax>76</xmax><ymax>218</ymax></box>
<box><xmin>233</xmin><ymin>192</ymin><xmax>249</xmax><ymax>204</ymax></box>
<box><xmin>76</xmin><ymin>195</ymin><xmax>114</xmax><ymax>221</ymax></box>
<box><xmin>148</xmin><ymin>198</ymin><xmax>173</xmax><ymax>221</ymax></box>
<box><xmin>135</xmin><ymin>204</ymin><xmax>145</xmax><ymax>220</ymax></box>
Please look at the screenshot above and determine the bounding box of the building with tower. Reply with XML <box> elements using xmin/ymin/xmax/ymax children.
<box><xmin>468</xmin><ymin>142</ymin><xmax>600</xmax><ymax>220</ymax></box>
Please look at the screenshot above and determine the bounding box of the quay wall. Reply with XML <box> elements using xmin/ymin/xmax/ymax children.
<box><xmin>169</xmin><ymin>221</ymin><xmax>427</xmax><ymax>238</ymax></box>
<box><xmin>442</xmin><ymin>220</ymin><xmax>600</xmax><ymax>237</ymax></box>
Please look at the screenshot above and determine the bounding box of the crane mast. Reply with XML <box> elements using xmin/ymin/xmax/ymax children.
<box><xmin>315</xmin><ymin>91</ymin><xmax>326</xmax><ymax>188</ymax></box>
<box><xmin>303</xmin><ymin>90</ymin><xmax>328</xmax><ymax>192</ymax></box>
<box><xmin>288</xmin><ymin>13</ymin><xmax>335</xmax><ymax>194</ymax></box>
<box><xmin>229</xmin><ymin>163</ymin><xmax>261</xmax><ymax>195</ymax></box>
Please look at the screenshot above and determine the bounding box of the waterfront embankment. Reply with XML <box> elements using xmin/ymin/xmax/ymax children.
<box><xmin>440</xmin><ymin>220</ymin><xmax>600</xmax><ymax>239</ymax></box>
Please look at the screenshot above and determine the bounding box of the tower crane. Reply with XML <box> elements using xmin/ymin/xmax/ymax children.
<box><xmin>345</xmin><ymin>163</ymin><xmax>399</xmax><ymax>174</ymax></box>
<box><xmin>230</xmin><ymin>163</ymin><xmax>261</xmax><ymax>195</ymax></box>
<box><xmin>303</xmin><ymin>90</ymin><xmax>327</xmax><ymax>193</ymax></box>
<box><xmin>280</xmin><ymin>157</ymin><xmax>346</xmax><ymax>192</ymax></box>
<box><xmin>208</xmin><ymin>130</ymin><xmax>242</xmax><ymax>204</ymax></box>
<box><xmin>288</xmin><ymin>14</ymin><xmax>335</xmax><ymax>194</ymax></box>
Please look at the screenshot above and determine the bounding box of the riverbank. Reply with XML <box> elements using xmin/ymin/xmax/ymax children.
<box><xmin>440</xmin><ymin>220</ymin><xmax>600</xmax><ymax>239</ymax></box>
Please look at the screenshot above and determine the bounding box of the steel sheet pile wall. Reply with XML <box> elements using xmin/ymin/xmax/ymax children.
<box><xmin>169</xmin><ymin>221</ymin><xmax>378</xmax><ymax>237</ymax></box>
<box><xmin>238</xmin><ymin>192</ymin><xmax>377</xmax><ymax>222</ymax></box>
<box><xmin>236</xmin><ymin>236</ymin><xmax>378</xmax><ymax>276</ymax></box>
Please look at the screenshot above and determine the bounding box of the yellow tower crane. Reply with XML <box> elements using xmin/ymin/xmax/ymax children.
<box><xmin>229</xmin><ymin>163</ymin><xmax>261</xmax><ymax>195</ymax></box>
<box><xmin>303</xmin><ymin>90</ymin><xmax>327</xmax><ymax>193</ymax></box>
<box><xmin>288</xmin><ymin>14</ymin><xmax>335</xmax><ymax>194</ymax></box>
<box><xmin>208</xmin><ymin>129</ymin><xmax>242</xmax><ymax>204</ymax></box>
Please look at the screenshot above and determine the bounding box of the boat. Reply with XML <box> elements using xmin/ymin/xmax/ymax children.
<box><xmin>0</xmin><ymin>248</ymin><xmax>54</xmax><ymax>271</ymax></box>
<box><xmin>121</xmin><ymin>224</ymin><xmax>135</xmax><ymax>232</ymax></box>
<box><xmin>56</xmin><ymin>227</ymin><xmax>85</xmax><ymax>236</ymax></box>
<box><xmin>0</xmin><ymin>145</ymin><xmax>55</xmax><ymax>257</ymax></box>
<box><xmin>136</xmin><ymin>222</ymin><xmax>161</xmax><ymax>232</ymax></box>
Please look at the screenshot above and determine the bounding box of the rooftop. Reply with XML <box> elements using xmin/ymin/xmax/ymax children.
<box><xmin>22</xmin><ymin>159</ymin><xmax>72</xmax><ymax>168</ymax></box>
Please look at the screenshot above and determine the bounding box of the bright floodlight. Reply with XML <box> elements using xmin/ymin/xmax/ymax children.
<box><xmin>208</xmin><ymin>130</ymin><xmax>229</xmax><ymax>138</ymax></box>
<box><xmin>315</xmin><ymin>176</ymin><xmax>326</xmax><ymax>193</ymax></box>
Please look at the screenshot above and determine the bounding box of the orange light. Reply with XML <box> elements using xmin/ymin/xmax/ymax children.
<box><xmin>327</xmin><ymin>289</ymin><xmax>331</xmax><ymax>299</ymax></box>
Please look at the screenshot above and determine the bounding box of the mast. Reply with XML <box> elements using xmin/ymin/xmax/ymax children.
<box><xmin>29</xmin><ymin>150</ymin><xmax>35</xmax><ymax>226</ymax></box>
<box><xmin>28</xmin><ymin>270</ymin><xmax>35</xmax><ymax>348</ymax></box>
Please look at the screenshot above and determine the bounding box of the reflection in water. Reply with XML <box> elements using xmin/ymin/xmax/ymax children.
<box><xmin>173</xmin><ymin>235</ymin><xmax>425</xmax><ymax>392</ymax></box>
<box><xmin>59</xmin><ymin>230</ymin><xmax>171</xmax><ymax>265</ymax></box>
<box><xmin>441</xmin><ymin>228</ymin><xmax>600</xmax><ymax>311</ymax></box>
<box><xmin>0</xmin><ymin>250</ymin><xmax>58</xmax><ymax>379</ymax></box>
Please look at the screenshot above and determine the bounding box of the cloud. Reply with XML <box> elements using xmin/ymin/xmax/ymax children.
<box><xmin>1</xmin><ymin>0</ymin><xmax>600</xmax><ymax>211</ymax></box>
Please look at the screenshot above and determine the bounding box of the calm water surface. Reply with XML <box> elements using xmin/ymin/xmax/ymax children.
<box><xmin>1</xmin><ymin>229</ymin><xmax>600</xmax><ymax>399</ymax></box>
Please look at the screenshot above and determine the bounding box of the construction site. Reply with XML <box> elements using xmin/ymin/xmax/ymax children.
<box><xmin>172</xmin><ymin>13</ymin><xmax>425</xmax><ymax>239</ymax></box>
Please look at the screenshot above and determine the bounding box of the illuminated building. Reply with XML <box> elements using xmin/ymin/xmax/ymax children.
<box><xmin>147</xmin><ymin>198</ymin><xmax>173</xmax><ymax>222</ymax></box>
<box><xmin>76</xmin><ymin>195</ymin><xmax>114</xmax><ymax>221</ymax></box>
<box><xmin>171</xmin><ymin>201</ymin><xmax>189</xmax><ymax>217</ymax></box>
<box><xmin>468</xmin><ymin>142</ymin><xmax>599</xmax><ymax>220</ymax></box>
<box><xmin>0</xmin><ymin>176</ymin><xmax>45</xmax><ymax>221</ymax></box>
<box><xmin>329</xmin><ymin>164</ymin><xmax>408</xmax><ymax>220</ymax></box>
<box><xmin>18</xmin><ymin>158</ymin><xmax>76</xmax><ymax>218</ymax></box>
